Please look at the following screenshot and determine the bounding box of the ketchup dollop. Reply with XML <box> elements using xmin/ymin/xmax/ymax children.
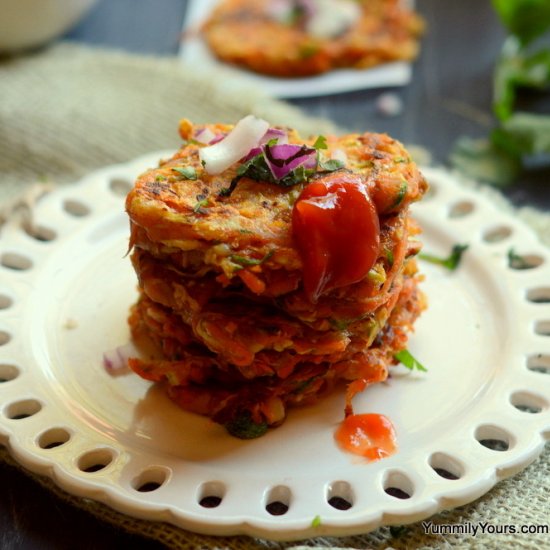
<box><xmin>292</xmin><ymin>173</ymin><xmax>380</xmax><ymax>302</ymax></box>
<box><xmin>335</xmin><ymin>413</ymin><xmax>397</xmax><ymax>461</ymax></box>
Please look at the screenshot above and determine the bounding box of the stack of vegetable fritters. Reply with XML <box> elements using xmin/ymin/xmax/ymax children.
<box><xmin>125</xmin><ymin>117</ymin><xmax>427</xmax><ymax>437</ymax></box>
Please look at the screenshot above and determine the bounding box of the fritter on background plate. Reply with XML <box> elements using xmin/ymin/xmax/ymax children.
<box><xmin>201</xmin><ymin>0</ymin><xmax>424</xmax><ymax>77</ymax></box>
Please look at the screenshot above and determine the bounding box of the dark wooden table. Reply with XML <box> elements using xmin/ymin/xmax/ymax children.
<box><xmin>1</xmin><ymin>1</ymin><xmax>548</xmax><ymax>549</ymax></box>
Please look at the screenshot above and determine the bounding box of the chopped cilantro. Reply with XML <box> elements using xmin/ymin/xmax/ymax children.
<box><xmin>507</xmin><ymin>247</ymin><xmax>532</xmax><ymax>269</ymax></box>
<box><xmin>220</xmin><ymin>138</ymin><xmax>343</xmax><ymax>197</ymax></box>
<box><xmin>394</xmin><ymin>349</ymin><xmax>427</xmax><ymax>372</ymax></box>
<box><xmin>172</xmin><ymin>166</ymin><xmax>198</xmax><ymax>180</ymax></box>
<box><xmin>230</xmin><ymin>250</ymin><xmax>274</xmax><ymax>268</ymax></box>
<box><xmin>318</xmin><ymin>158</ymin><xmax>345</xmax><ymax>171</ymax></box>
<box><xmin>313</xmin><ymin>135</ymin><xmax>328</xmax><ymax>150</ymax></box>
<box><xmin>419</xmin><ymin>244</ymin><xmax>469</xmax><ymax>271</ymax></box>
<box><xmin>311</xmin><ymin>515</ymin><xmax>322</xmax><ymax>528</ymax></box>
<box><xmin>329</xmin><ymin>318</ymin><xmax>349</xmax><ymax>331</ymax></box>
<box><xmin>193</xmin><ymin>197</ymin><xmax>209</xmax><ymax>213</ymax></box>
<box><xmin>225</xmin><ymin>413</ymin><xmax>268</xmax><ymax>439</ymax></box>
<box><xmin>391</xmin><ymin>181</ymin><xmax>408</xmax><ymax>209</ymax></box>
<box><xmin>299</xmin><ymin>43</ymin><xmax>319</xmax><ymax>59</ymax></box>
<box><xmin>222</xmin><ymin>151</ymin><xmax>315</xmax><ymax>197</ymax></box>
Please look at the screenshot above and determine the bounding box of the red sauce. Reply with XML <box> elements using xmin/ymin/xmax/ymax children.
<box><xmin>335</xmin><ymin>413</ymin><xmax>397</xmax><ymax>461</ymax></box>
<box><xmin>292</xmin><ymin>173</ymin><xmax>380</xmax><ymax>302</ymax></box>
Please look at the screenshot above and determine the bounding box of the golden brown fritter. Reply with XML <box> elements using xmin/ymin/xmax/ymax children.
<box><xmin>126</xmin><ymin>122</ymin><xmax>427</xmax><ymax>299</ymax></box>
<box><xmin>125</xmin><ymin>117</ymin><xmax>428</xmax><ymax>437</ymax></box>
<box><xmin>129</xmin><ymin>273</ymin><xmax>425</xmax><ymax>428</ymax></box>
<box><xmin>201</xmin><ymin>0</ymin><xmax>424</xmax><ymax>77</ymax></box>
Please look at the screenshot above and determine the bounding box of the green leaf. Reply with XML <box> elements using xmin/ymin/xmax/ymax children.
<box><xmin>491</xmin><ymin>0</ymin><xmax>550</xmax><ymax>46</ymax></box>
<box><xmin>230</xmin><ymin>250</ymin><xmax>274</xmax><ymax>267</ymax></box>
<box><xmin>450</xmin><ymin>136</ymin><xmax>521</xmax><ymax>187</ymax></box>
<box><xmin>172</xmin><ymin>166</ymin><xmax>198</xmax><ymax>180</ymax></box>
<box><xmin>193</xmin><ymin>198</ymin><xmax>209</xmax><ymax>213</ymax></box>
<box><xmin>224</xmin><ymin>413</ymin><xmax>268</xmax><ymax>439</ymax></box>
<box><xmin>507</xmin><ymin>247</ymin><xmax>533</xmax><ymax>269</ymax></box>
<box><xmin>419</xmin><ymin>244</ymin><xmax>469</xmax><ymax>271</ymax></box>
<box><xmin>394</xmin><ymin>349</ymin><xmax>427</xmax><ymax>372</ymax></box>
<box><xmin>391</xmin><ymin>181</ymin><xmax>408</xmax><ymax>209</ymax></box>
<box><xmin>493</xmin><ymin>38</ymin><xmax>550</xmax><ymax>120</ymax></box>
<box><xmin>318</xmin><ymin>158</ymin><xmax>345</xmax><ymax>172</ymax></box>
<box><xmin>500</xmin><ymin>112</ymin><xmax>550</xmax><ymax>155</ymax></box>
<box><xmin>313</xmin><ymin>135</ymin><xmax>328</xmax><ymax>150</ymax></box>
<box><xmin>311</xmin><ymin>515</ymin><xmax>322</xmax><ymax>528</ymax></box>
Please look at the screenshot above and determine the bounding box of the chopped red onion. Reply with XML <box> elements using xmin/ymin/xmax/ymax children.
<box><xmin>103</xmin><ymin>342</ymin><xmax>137</xmax><ymax>375</ymax></box>
<box><xmin>264</xmin><ymin>143</ymin><xmax>317</xmax><ymax>180</ymax></box>
<box><xmin>194</xmin><ymin>127</ymin><xmax>216</xmax><ymax>144</ymax></box>
<box><xmin>243</xmin><ymin>127</ymin><xmax>289</xmax><ymax>161</ymax></box>
<box><xmin>243</xmin><ymin>146</ymin><xmax>262</xmax><ymax>162</ymax></box>
<box><xmin>260</xmin><ymin>127</ymin><xmax>289</xmax><ymax>146</ymax></box>
<box><xmin>200</xmin><ymin>115</ymin><xmax>270</xmax><ymax>175</ymax></box>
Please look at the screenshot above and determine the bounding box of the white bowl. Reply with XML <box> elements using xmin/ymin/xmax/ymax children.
<box><xmin>0</xmin><ymin>0</ymin><xmax>98</xmax><ymax>52</ymax></box>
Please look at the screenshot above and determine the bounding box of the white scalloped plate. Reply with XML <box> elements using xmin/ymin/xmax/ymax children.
<box><xmin>0</xmin><ymin>155</ymin><xmax>549</xmax><ymax>541</ymax></box>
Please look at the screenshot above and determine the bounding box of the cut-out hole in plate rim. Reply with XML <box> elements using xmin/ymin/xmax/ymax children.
<box><xmin>0</xmin><ymin>160</ymin><xmax>550</xmax><ymax>540</ymax></box>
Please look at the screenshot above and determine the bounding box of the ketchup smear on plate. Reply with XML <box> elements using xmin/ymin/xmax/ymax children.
<box><xmin>335</xmin><ymin>413</ymin><xmax>397</xmax><ymax>461</ymax></box>
<box><xmin>292</xmin><ymin>172</ymin><xmax>380</xmax><ymax>302</ymax></box>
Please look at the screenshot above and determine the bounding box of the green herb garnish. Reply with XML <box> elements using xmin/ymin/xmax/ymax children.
<box><xmin>193</xmin><ymin>196</ymin><xmax>209</xmax><ymax>213</ymax></box>
<box><xmin>311</xmin><ymin>515</ymin><xmax>322</xmax><ymax>528</ymax></box>
<box><xmin>419</xmin><ymin>243</ymin><xmax>469</xmax><ymax>271</ymax></box>
<box><xmin>172</xmin><ymin>166</ymin><xmax>198</xmax><ymax>180</ymax></box>
<box><xmin>394</xmin><ymin>349</ymin><xmax>427</xmax><ymax>372</ymax></box>
<box><xmin>385</xmin><ymin>249</ymin><xmax>395</xmax><ymax>267</ymax></box>
<box><xmin>313</xmin><ymin>135</ymin><xmax>328</xmax><ymax>150</ymax></box>
<box><xmin>507</xmin><ymin>247</ymin><xmax>532</xmax><ymax>269</ymax></box>
<box><xmin>318</xmin><ymin>158</ymin><xmax>345</xmax><ymax>171</ymax></box>
<box><xmin>230</xmin><ymin>250</ymin><xmax>274</xmax><ymax>268</ymax></box>
<box><xmin>391</xmin><ymin>181</ymin><xmax>408</xmax><ymax>209</ymax></box>
<box><xmin>299</xmin><ymin>43</ymin><xmax>319</xmax><ymax>59</ymax></box>
<box><xmin>224</xmin><ymin>413</ymin><xmax>268</xmax><ymax>439</ymax></box>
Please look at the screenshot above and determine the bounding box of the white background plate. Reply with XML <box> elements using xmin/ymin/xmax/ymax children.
<box><xmin>179</xmin><ymin>0</ymin><xmax>412</xmax><ymax>98</ymax></box>
<box><xmin>0</xmin><ymin>154</ymin><xmax>549</xmax><ymax>541</ymax></box>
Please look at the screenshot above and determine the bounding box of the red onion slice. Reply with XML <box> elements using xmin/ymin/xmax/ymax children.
<box><xmin>194</xmin><ymin>127</ymin><xmax>217</xmax><ymax>145</ymax></box>
<box><xmin>200</xmin><ymin>115</ymin><xmax>270</xmax><ymax>175</ymax></box>
<box><xmin>264</xmin><ymin>143</ymin><xmax>317</xmax><ymax>180</ymax></box>
<box><xmin>260</xmin><ymin>127</ymin><xmax>289</xmax><ymax>146</ymax></box>
<box><xmin>103</xmin><ymin>342</ymin><xmax>137</xmax><ymax>376</ymax></box>
<box><xmin>239</xmin><ymin>127</ymin><xmax>289</xmax><ymax>162</ymax></box>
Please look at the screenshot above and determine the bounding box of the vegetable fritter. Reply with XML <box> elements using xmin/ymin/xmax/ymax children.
<box><xmin>201</xmin><ymin>0</ymin><xmax>424</xmax><ymax>77</ymax></box>
<box><xmin>125</xmin><ymin>116</ymin><xmax>427</xmax><ymax>437</ymax></box>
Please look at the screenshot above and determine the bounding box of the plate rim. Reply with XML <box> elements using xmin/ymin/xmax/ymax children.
<box><xmin>0</xmin><ymin>154</ymin><xmax>549</xmax><ymax>540</ymax></box>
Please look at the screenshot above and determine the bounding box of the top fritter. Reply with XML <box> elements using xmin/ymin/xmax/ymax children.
<box><xmin>201</xmin><ymin>0</ymin><xmax>424</xmax><ymax>77</ymax></box>
<box><xmin>126</xmin><ymin>115</ymin><xmax>427</xmax><ymax>308</ymax></box>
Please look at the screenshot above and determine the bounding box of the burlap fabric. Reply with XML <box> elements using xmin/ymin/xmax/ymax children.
<box><xmin>0</xmin><ymin>43</ymin><xmax>549</xmax><ymax>549</ymax></box>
